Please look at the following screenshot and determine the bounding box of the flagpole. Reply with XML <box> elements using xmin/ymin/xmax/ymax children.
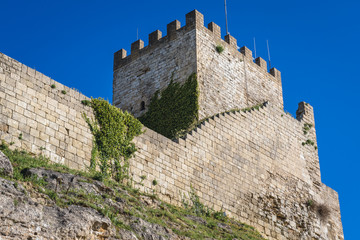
<box><xmin>254</xmin><ymin>37</ymin><xmax>257</xmax><ymax>59</ymax></box>
<box><xmin>224</xmin><ymin>0</ymin><xmax>229</xmax><ymax>35</ymax></box>
<box><xmin>267</xmin><ymin>40</ymin><xmax>271</xmax><ymax>70</ymax></box>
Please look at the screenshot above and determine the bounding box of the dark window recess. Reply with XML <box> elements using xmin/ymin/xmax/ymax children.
<box><xmin>140</xmin><ymin>101</ymin><xmax>145</xmax><ymax>111</ymax></box>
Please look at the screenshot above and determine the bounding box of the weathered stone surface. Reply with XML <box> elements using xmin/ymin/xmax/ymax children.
<box><xmin>129</xmin><ymin>216</ymin><xmax>181</xmax><ymax>240</ymax></box>
<box><xmin>0</xmin><ymin>177</ymin><xmax>114</xmax><ymax>240</ymax></box>
<box><xmin>185</xmin><ymin>215</ymin><xmax>207</xmax><ymax>225</ymax></box>
<box><xmin>21</xmin><ymin>167</ymin><xmax>111</xmax><ymax>195</ymax></box>
<box><xmin>115</xmin><ymin>229</ymin><xmax>139</xmax><ymax>240</ymax></box>
<box><xmin>0</xmin><ymin>171</ymin><xmax>191</xmax><ymax>240</ymax></box>
<box><xmin>0</xmin><ymin>150</ymin><xmax>13</xmax><ymax>176</ymax></box>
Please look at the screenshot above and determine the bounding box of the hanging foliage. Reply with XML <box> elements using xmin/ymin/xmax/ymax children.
<box><xmin>83</xmin><ymin>98</ymin><xmax>143</xmax><ymax>182</ymax></box>
<box><xmin>139</xmin><ymin>73</ymin><xmax>199</xmax><ymax>139</ymax></box>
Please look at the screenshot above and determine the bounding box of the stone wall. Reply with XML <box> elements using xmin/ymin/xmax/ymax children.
<box><xmin>0</xmin><ymin>52</ymin><xmax>93</xmax><ymax>170</ymax></box>
<box><xmin>130</xmin><ymin>102</ymin><xmax>343</xmax><ymax>240</ymax></box>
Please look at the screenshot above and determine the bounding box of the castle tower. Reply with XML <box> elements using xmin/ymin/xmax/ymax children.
<box><xmin>113</xmin><ymin>10</ymin><xmax>283</xmax><ymax>119</ymax></box>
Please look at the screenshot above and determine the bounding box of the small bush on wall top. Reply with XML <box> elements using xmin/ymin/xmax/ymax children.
<box><xmin>139</xmin><ymin>73</ymin><xmax>199</xmax><ymax>139</ymax></box>
<box><xmin>216</xmin><ymin>45</ymin><xmax>224</xmax><ymax>53</ymax></box>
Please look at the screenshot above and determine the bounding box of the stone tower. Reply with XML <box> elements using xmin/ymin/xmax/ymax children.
<box><xmin>113</xmin><ymin>10</ymin><xmax>282</xmax><ymax>119</ymax></box>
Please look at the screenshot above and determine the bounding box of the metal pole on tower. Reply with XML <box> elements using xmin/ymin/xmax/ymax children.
<box><xmin>267</xmin><ymin>40</ymin><xmax>271</xmax><ymax>70</ymax></box>
<box><xmin>254</xmin><ymin>37</ymin><xmax>257</xmax><ymax>59</ymax></box>
<box><xmin>224</xmin><ymin>0</ymin><xmax>229</xmax><ymax>35</ymax></box>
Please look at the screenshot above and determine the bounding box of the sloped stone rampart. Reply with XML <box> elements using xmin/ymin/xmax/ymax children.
<box><xmin>131</xmin><ymin>103</ymin><xmax>343</xmax><ymax>240</ymax></box>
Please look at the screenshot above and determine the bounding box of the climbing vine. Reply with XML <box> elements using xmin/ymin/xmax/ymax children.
<box><xmin>139</xmin><ymin>73</ymin><xmax>199</xmax><ymax>139</ymax></box>
<box><xmin>83</xmin><ymin>98</ymin><xmax>143</xmax><ymax>182</ymax></box>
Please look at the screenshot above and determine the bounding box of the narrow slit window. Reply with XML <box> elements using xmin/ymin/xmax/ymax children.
<box><xmin>140</xmin><ymin>101</ymin><xmax>145</xmax><ymax>111</ymax></box>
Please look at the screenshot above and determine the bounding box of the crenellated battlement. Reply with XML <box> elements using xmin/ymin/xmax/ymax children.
<box><xmin>113</xmin><ymin>10</ymin><xmax>202</xmax><ymax>70</ymax></box>
<box><xmin>114</xmin><ymin>10</ymin><xmax>281</xmax><ymax>82</ymax></box>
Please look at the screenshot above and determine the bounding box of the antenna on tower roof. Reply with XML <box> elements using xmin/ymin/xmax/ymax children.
<box><xmin>137</xmin><ymin>28</ymin><xmax>139</xmax><ymax>40</ymax></box>
<box><xmin>266</xmin><ymin>40</ymin><xmax>271</xmax><ymax>70</ymax></box>
<box><xmin>224</xmin><ymin>0</ymin><xmax>229</xmax><ymax>35</ymax></box>
<box><xmin>253</xmin><ymin>37</ymin><xmax>257</xmax><ymax>60</ymax></box>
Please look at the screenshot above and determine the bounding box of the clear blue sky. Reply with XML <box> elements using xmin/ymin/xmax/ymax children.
<box><xmin>1</xmin><ymin>0</ymin><xmax>359</xmax><ymax>238</ymax></box>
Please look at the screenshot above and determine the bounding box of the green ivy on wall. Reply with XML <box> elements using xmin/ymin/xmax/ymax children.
<box><xmin>83</xmin><ymin>98</ymin><xmax>143</xmax><ymax>182</ymax></box>
<box><xmin>139</xmin><ymin>73</ymin><xmax>199</xmax><ymax>139</ymax></box>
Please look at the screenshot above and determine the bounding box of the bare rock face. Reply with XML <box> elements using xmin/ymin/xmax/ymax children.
<box><xmin>129</xmin><ymin>216</ymin><xmax>176</xmax><ymax>240</ymax></box>
<box><xmin>0</xmin><ymin>168</ymin><xmax>190</xmax><ymax>240</ymax></box>
<box><xmin>0</xmin><ymin>150</ymin><xmax>13</xmax><ymax>176</ymax></box>
<box><xmin>21</xmin><ymin>167</ymin><xmax>111</xmax><ymax>195</ymax></box>
<box><xmin>0</xmin><ymin>177</ymin><xmax>114</xmax><ymax>240</ymax></box>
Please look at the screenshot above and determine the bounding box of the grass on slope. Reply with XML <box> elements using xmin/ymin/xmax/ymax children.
<box><xmin>0</xmin><ymin>142</ymin><xmax>267</xmax><ymax>240</ymax></box>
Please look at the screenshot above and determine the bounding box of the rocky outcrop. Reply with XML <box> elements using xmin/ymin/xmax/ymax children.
<box><xmin>0</xmin><ymin>151</ymin><xmax>13</xmax><ymax>176</ymax></box>
<box><xmin>0</xmin><ymin>166</ymin><xmax>189</xmax><ymax>240</ymax></box>
<box><xmin>21</xmin><ymin>167</ymin><xmax>112</xmax><ymax>196</ymax></box>
<box><xmin>0</xmin><ymin>177</ymin><xmax>114</xmax><ymax>239</ymax></box>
